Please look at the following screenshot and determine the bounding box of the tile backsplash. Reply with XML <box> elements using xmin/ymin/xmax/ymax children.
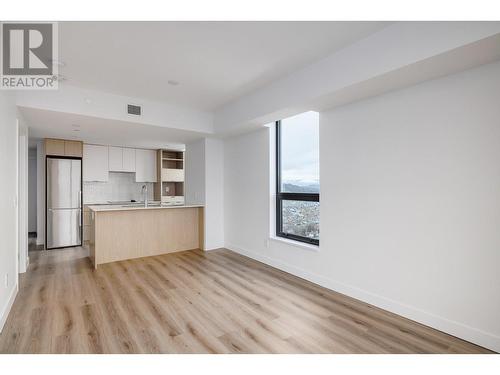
<box><xmin>83</xmin><ymin>172</ymin><xmax>154</xmax><ymax>204</ymax></box>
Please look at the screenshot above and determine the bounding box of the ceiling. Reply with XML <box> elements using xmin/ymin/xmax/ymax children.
<box><xmin>23</xmin><ymin>107</ymin><xmax>201</xmax><ymax>149</ymax></box>
<box><xmin>58</xmin><ymin>21</ymin><xmax>389</xmax><ymax>111</ymax></box>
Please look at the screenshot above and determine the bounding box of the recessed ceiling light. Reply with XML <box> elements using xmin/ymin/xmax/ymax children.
<box><xmin>84</xmin><ymin>98</ymin><xmax>92</xmax><ymax>104</ymax></box>
<box><xmin>168</xmin><ymin>80</ymin><xmax>179</xmax><ymax>86</ymax></box>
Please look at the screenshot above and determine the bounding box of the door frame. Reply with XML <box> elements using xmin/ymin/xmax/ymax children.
<box><xmin>17</xmin><ymin>120</ymin><xmax>28</xmax><ymax>273</ymax></box>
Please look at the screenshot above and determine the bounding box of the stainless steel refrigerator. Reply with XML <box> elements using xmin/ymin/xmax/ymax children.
<box><xmin>46</xmin><ymin>157</ymin><xmax>82</xmax><ymax>249</ymax></box>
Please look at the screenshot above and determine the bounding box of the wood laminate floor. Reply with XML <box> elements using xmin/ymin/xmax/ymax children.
<box><xmin>0</xmin><ymin>247</ymin><xmax>493</xmax><ymax>354</ymax></box>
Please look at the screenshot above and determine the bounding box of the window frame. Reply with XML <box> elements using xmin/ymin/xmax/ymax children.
<box><xmin>275</xmin><ymin>120</ymin><xmax>319</xmax><ymax>246</ymax></box>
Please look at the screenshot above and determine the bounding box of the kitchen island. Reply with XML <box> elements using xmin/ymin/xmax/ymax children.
<box><xmin>88</xmin><ymin>204</ymin><xmax>204</xmax><ymax>268</ymax></box>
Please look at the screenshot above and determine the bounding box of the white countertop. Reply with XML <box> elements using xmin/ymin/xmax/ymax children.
<box><xmin>88</xmin><ymin>204</ymin><xmax>204</xmax><ymax>212</ymax></box>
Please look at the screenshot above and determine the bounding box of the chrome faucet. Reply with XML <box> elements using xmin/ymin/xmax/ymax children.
<box><xmin>142</xmin><ymin>184</ymin><xmax>148</xmax><ymax>207</ymax></box>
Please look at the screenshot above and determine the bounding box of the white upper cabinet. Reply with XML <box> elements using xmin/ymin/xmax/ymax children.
<box><xmin>108</xmin><ymin>146</ymin><xmax>123</xmax><ymax>171</ymax></box>
<box><xmin>135</xmin><ymin>149</ymin><xmax>157</xmax><ymax>182</ymax></box>
<box><xmin>85</xmin><ymin>144</ymin><xmax>154</xmax><ymax>182</ymax></box>
<box><xmin>83</xmin><ymin>144</ymin><xmax>109</xmax><ymax>182</ymax></box>
<box><xmin>122</xmin><ymin>148</ymin><xmax>136</xmax><ymax>172</ymax></box>
<box><xmin>108</xmin><ymin>146</ymin><xmax>136</xmax><ymax>172</ymax></box>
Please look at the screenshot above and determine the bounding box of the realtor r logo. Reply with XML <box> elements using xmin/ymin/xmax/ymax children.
<box><xmin>1</xmin><ymin>22</ymin><xmax>58</xmax><ymax>89</ymax></box>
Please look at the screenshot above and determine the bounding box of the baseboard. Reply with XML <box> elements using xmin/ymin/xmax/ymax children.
<box><xmin>203</xmin><ymin>247</ymin><xmax>225</xmax><ymax>252</ymax></box>
<box><xmin>225</xmin><ymin>243</ymin><xmax>500</xmax><ymax>353</ymax></box>
<box><xmin>0</xmin><ymin>283</ymin><xmax>18</xmax><ymax>333</ymax></box>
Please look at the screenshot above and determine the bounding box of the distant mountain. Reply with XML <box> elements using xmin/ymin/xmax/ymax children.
<box><xmin>283</xmin><ymin>183</ymin><xmax>319</xmax><ymax>193</ymax></box>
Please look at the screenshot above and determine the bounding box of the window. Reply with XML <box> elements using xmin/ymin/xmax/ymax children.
<box><xmin>276</xmin><ymin>111</ymin><xmax>319</xmax><ymax>245</ymax></box>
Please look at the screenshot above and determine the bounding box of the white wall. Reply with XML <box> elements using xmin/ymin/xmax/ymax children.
<box><xmin>185</xmin><ymin>138</ymin><xmax>224</xmax><ymax>250</ymax></box>
<box><xmin>36</xmin><ymin>140</ymin><xmax>45</xmax><ymax>246</ymax></box>
<box><xmin>185</xmin><ymin>139</ymin><xmax>206</xmax><ymax>205</ymax></box>
<box><xmin>225</xmin><ymin>129</ymin><xmax>271</xmax><ymax>252</ymax></box>
<box><xmin>204</xmin><ymin>138</ymin><xmax>224</xmax><ymax>250</ymax></box>
<box><xmin>0</xmin><ymin>91</ymin><xmax>19</xmax><ymax>332</ymax></box>
<box><xmin>28</xmin><ymin>148</ymin><xmax>37</xmax><ymax>233</ymax></box>
<box><xmin>224</xmin><ymin>60</ymin><xmax>500</xmax><ymax>352</ymax></box>
<box><xmin>17</xmin><ymin>120</ymin><xmax>29</xmax><ymax>273</ymax></box>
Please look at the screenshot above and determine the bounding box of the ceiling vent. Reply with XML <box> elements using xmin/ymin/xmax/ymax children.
<box><xmin>127</xmin><ymin>104</ymin><xmax>141</xmax><ymax>116</ymax></box>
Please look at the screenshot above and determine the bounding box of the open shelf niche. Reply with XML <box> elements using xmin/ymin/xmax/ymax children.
<box><xmin>154</xmin><ymin>149</ymin><xmax>185</xmax><ymax>204</ymax></box>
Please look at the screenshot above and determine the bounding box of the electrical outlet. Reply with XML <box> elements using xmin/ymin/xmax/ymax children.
<box><xmin>264</xmin><ymin>239</ymin><xmax>269</xmax><ymax>248</ymax></box>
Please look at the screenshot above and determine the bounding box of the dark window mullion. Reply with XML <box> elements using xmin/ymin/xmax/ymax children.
<box><xmin>276</xmin><ymin>120</ymin><xmax>282</xmax><ymax>235</ymax></box>
<box><xmin>276</xmin><ymin>120</ymin><xmax>282</xmax><ymax>194</ymax></box>
<box><xmin>277</xmin><ymin>192</ymin><xmax>319</xmax><ymax>202</ymax></box>
<box><xmin>278</xmin><ymin>230</ymin><xmax>319</xmax><ymax>245</ymax></box>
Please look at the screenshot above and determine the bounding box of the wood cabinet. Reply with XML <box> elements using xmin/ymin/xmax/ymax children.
<box><xmin>64</xmin><ymin>141</ymin><xmax>83</xmax><ymax>157</ymax></box>
<box><xmin>89</xmin><ymin>206</ymin><xmax>203</xmax><ymax>268</ymax></box>
<box><xmin>154</xmin><ymin>149</ymin><xmax>185</xmax><ymax>204</ymax></box>
<box><xmin>45</xmin><ymin>139</ymin><xmax>82</xmax><ymax>157</ymax></box>
<box><xmin>162</xmin><ymin>168</ymin><xmax>184</xmax><ymax>182</ymax></box>
<box><xmin>83</xmin><ymin>144</ymin><xmax>109</xmax><ymax>182</ymax></box>
<box><xmin>45</xmin><ymin>139</ymin><xmax>65</xmax><ymax>155</ymax></box>
<box><xmin>135</xmin><ymin>149</ymin><xmax>157</xmax><ymax>182</ymax></box>
<box><xmin>109</xmin><ymin>146</ymin><xmax>136</xmax><ymax>172</ymax></box>
<box><xmin>83</xmin><ymin>205</ymin><xmax>92</xmax><ymax>245</ymax></box>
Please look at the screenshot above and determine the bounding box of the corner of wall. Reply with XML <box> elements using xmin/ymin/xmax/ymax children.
<box><xmin>36</xmin><ymin>140</ymin><xmax>45</xmax><ymax>246</ymax></box>
<box><xmin>203</xmin><ymin>137</ymin><xmax>225</xmax><ymax>251</ymax></box>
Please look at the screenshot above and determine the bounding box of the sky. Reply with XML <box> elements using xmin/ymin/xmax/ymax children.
<box><xmin>281</xmin><ymin>111</ymin><xmax>319</xmax><ymax>186</ymax></box>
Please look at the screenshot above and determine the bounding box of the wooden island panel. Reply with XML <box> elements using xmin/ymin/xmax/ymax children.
<box><xmin>89</xmin><ymin>206</ymin><xmax>203</xmax><ymax>268</ymax></box>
